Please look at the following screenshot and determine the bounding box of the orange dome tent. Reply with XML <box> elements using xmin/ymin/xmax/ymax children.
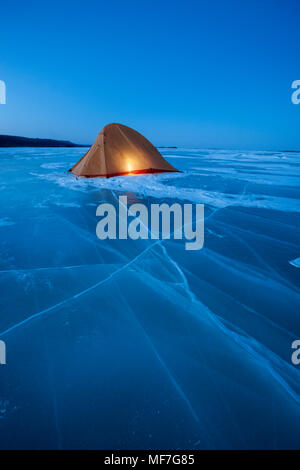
<box><xmin>69</xmin><ymin>123</ymin><xmax>179</xmax><ymax>178</ymax></box>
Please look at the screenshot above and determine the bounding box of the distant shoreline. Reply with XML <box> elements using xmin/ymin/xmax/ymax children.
<box><xmin>0</xmin><ymin>135</ymin><xmax>298</xmax><ymax>153</ymax></box>
<box><xmin>0</xmin><ymin>135</ymin><xmax>180</xmax><ymax>149</ymax></box>
<box><xmin>0</xmin><ymin>135</ymin><xmax>89</xmax><ymax>148</ymax></box>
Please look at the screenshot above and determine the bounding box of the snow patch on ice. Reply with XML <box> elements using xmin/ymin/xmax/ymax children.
<box><xmin>289</xmin><ymin>257</ymin><xmax>300</xmax><ymax>268</ymax></box>
<box><xmin>53</xmin><ymin>202</ymin><xmax>81</xmax><ymax>208</ymax></box>
<box><xmin>0</xmin><ymin>218</ymin><xmax>15</xmax><ymax>227</ymax></box>
<box><xmin>32</xmin><ymin>170</ymin><xmax>300</xmax><ymax>212</ymax></box>
<box><xmin>41</xmin><ymin>162</ymin><xmax>67</xmax><ymax>169</ymax></box>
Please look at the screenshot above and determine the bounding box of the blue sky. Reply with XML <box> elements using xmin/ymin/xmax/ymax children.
<box><xmin>0</xmin><ymin>0</ymin><xmax>299</xmax><ymax>149</ymax></box>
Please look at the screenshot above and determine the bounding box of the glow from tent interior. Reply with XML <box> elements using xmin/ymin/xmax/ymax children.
<box><xmin>126</xmin><ymin>160</ymin><xmax>133</xmax><ymax>174</ymax></box>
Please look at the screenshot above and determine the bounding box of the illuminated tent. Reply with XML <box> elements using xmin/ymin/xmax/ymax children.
<box><xmin>69</xmin><ymin>123</ymin><xmax>179</xmax><ymax>178</ymax></box>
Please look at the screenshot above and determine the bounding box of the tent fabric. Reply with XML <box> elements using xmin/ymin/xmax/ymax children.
<box><xmin>69</xmin><ymin>123</ymin><xmax>179</xmax><ymax>178</ymax></box>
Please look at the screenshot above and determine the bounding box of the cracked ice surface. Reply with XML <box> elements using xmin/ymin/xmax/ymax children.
<box><xmin>0</xmin><ymin>147</ymin><xmax>299</xmax><ymax>449</ymax></box>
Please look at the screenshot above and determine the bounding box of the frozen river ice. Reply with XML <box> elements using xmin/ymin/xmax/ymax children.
<box><xmin>0</xmin><ymin>147</ymin><xmax>299</xmax><ymax>449</ymax></box>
